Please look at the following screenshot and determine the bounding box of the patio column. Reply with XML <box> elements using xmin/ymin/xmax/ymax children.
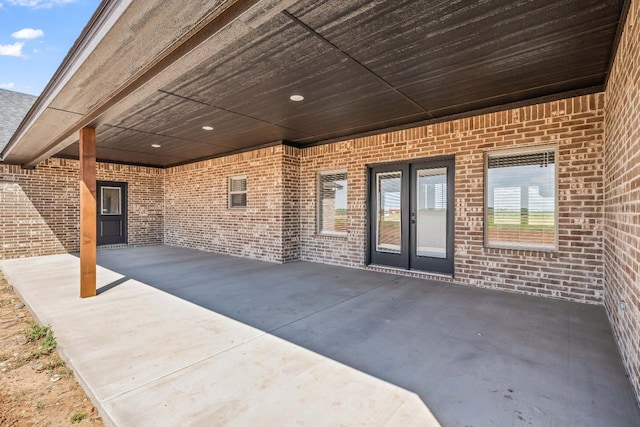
<box><xmin>79</xmin><ymin>127</ymin><xmax>97</xmax><ymax>298</ymax></box>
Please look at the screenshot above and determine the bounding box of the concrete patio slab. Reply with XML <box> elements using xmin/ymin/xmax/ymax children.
<box><xmin>2</xmin><ymin>245</ymin><xmax>639</xmax><ymax>427</ymax></box>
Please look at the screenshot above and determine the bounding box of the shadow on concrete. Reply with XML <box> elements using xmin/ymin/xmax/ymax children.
<box><xmin>97</xmin><ymin>277</ymin><xmax>130</xmax><ymax>295</ymax></box>
<box><xmin>94</xmin><ymin>245</ymin><xmax>640</xmax><ymax>426</ymax></box>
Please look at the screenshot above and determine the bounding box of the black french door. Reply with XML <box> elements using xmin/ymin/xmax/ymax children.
<box><xmin>368</xmin><ymin>157</ymin><xmax>454</xmax><ymax>275</ymax></box>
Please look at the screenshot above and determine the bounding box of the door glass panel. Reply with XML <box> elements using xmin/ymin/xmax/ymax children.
<box><xmin>101</xmin><ymin>187</ymin><xmax>121</xmax><ymax>215</ymax></box>
<box><xmin>416</xmin><ymin>167</ymin><xmax>447</xmax><ymax>258</ymax></box>
<box><xmin>376</xmin><ymin>172</ymin><xmax>402</xmax><ymax>253</ymax></box>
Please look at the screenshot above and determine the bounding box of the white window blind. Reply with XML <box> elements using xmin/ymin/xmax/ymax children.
<box><xmin>318</xmin><ymin>171</ymin><xmax>347</xmax><ymax>235</ymax></box>
<box><xmin>486</xmin><ymin>147</ymin><xmax>556</xmax><ymax>249</ymax></box>
<box><xmin>229</xmin><ymin>176</ymin><xmax>247</xmax><ymax>208</ymax></box>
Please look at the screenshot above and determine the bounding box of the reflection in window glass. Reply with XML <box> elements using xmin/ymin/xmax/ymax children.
<box><xmin>318</xmin><ymin>172</ymin><xmax>347</xmax><ymax>235</ymax></box>
<box><xmin>376</xmin><ymin>171</ymin><xmax>402</xmax><ymax>252</ymax></box>
<box><xmin>229</xmin><ymin>176</ymin><xmax>247</xmax><ymax>208</ymax></box>
<box><xmin>101</xmin><ymin>187</ymin><xmax>121</xmax><ymax>215</ymax></box>
<box><xmin>486</xmin><ymin>148</ymin><xmax>556</xmax><ymax>249</ymax></box>
<box><xmin>416</xmin><ymin>168</ymin><xmax>447</xmax><ymax>258</ymax></box>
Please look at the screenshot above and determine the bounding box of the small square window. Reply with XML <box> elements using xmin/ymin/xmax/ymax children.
<box><xmin>318</xmin><ymin>171</ymin><xmax>347</xmax><ymax>236</ymax></box>
<box><xmin>229</xmin><ymin>176</ymin><xmax>247</xmax><ymax>208</ymax></box>
<box><xmin>485</xmin><ymin>145</ymin><xmax>557</xmax><ymax>250</ymax></box>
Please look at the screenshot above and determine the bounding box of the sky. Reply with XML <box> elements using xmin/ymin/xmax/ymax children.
<box><xmin>0</xmin><ymin>0</ymin><xmax>100</xmax><ymax>96</ymax></box>
<box><xmin>488</xmin><ymin>164</ymin><xmax>555</xmax><ymax>211</ymax></box>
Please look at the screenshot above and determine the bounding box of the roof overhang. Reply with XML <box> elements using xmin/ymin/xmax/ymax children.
<box><xmin>1</xmin><ymin>0</ymin><xmax>629</xmax><ymax>168</ymax></box>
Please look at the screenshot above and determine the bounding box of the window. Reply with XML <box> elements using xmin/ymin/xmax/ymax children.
<box><xmin>100</xmin><ymin>187</ymin><xmax>122</xmax><ymax>215</ymax></box>
<box><xmin>228</xmin><ymin>176</ymin><xmax>247</xmax><ymax>208</ymax></box>
<box><xmin>318</xmin><ymin>171</ymin><xmax>347</xmax><ymax>235</ymax></box>
<box><xmin>485</xmin><ymin>146</ymin><xmax>557</xmax><ymax>250</ymax></box>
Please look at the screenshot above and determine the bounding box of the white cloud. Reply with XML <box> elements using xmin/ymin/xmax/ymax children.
<box><xmin>0</xmin><ymin>82</ymin><xmax>16</xmax><ymax>89</ymax></box>
<box><xmin>6</xmin><ymin>0</ymin><xmax>76</xmax><ymax>8</ymax></box>
<box><xmin>0</xmin><ymin>42</ymin><xmax>24</xmax><ymax>57</ymax></box>
<box><xmin>11</xmin><ymin>28</ymin><xmax>44</xmax><ymax>40</ymax></box>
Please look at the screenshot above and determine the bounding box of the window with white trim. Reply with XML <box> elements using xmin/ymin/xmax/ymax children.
<box><xmin>318</xmin><ymin>171</ymin><xmax>347</xmax><ymax>236</ymax></box>
<box><xmin>485</xmin><ymin>146</ymin><xmax>557</xmax><ymax>250</ymax></box>
<box><xmin>228</xmin><ymin>176</ymin><xmax>247</xmax><ymax>208</ymax></box>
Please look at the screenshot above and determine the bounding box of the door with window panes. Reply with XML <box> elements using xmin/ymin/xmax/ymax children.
<box><xmin>368</xmin><ymin>158</ymin><xmax>454</xmax><ymax>275</ymax></box>
<box><xmin>97</xmin><ymin>181</ymin><xmax>127</xmax><ymax>245</ymax></box>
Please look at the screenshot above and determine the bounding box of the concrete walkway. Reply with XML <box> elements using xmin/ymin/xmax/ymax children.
<box><xmin>2</xmin><ymin>245</ymin><xmax>639</xmax><ymax>427</ymax></box>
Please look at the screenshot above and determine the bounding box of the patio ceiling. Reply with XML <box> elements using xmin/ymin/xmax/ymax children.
<box><xmin>1</xmin><ymin>0</ymin><xmax>628</xmax><ymax>168</ymax></box>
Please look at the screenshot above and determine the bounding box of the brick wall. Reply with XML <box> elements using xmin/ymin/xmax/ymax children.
<box><xmin>282</xmin><ymin>145</ymin><xmax>301</xmax><ymax>262</ymax></box>
<box><xmin>604</xmin><ymin>0</ymin><xmax>640</xmax><ymax>404</ymax></box>
<box><xmin>0</xmin><ymin>158</ymin><xmax>163</xmax><ymax>259</ymax></box>
<box><xmin>97</xmin><ymin>161</ymin><xmax>164</xmax><ymax>248</ymax></box>
<box><xmin>163</xmin><ymin>145</ymin><xmax>287</xmax><ymax>262</ymax></box>
<box><xmin>300</xmin><ymin>94</ymin><xmax>605</xmax><ymax>304</ymax></box>
<box><xmin>2</xmin><ymin>97</ymin><xmax>608</xmax><ymax>307</ymax></box>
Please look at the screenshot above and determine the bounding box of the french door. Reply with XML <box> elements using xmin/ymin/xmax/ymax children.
<box><xmin>368</xmin><ymin>157</ymin><xmax>454</xmax><ymax>275</ymax></box>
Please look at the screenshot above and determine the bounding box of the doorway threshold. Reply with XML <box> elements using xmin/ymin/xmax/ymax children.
<box><xmin>366</xmin><ymin>264</ymin><xmax>454</xmax><ymax>282</ymax></box>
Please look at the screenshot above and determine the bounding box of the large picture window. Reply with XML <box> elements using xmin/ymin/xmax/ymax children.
<box><xmin>318</xmin><ymin>171</ymin><xmax>347</xmax><ymax>236</ymax></box>
<box><xmin>485</xmin><ymin>146</ymin><xmax>557</xmax><ymax>250</ymax></box>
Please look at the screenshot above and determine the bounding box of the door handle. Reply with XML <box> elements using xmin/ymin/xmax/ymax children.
<box><xmin>410</xmin><ymin>219</ymin><xmax>416</xmax><ymax>224</ymax></box>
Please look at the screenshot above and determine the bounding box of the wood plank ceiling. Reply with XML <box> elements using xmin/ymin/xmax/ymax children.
<box><xmin>56</xmin><ymin>0</ymin><xmax>626</xmax><ymax>167</ymax></box>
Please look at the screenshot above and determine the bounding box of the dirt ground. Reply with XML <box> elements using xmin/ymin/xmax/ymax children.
<box><xmin>0</xmin><ymin>270</ymin><xmax>103</xmax><ymax>426</ymax></box>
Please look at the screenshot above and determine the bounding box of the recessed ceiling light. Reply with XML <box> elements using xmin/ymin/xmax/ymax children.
<box><xmin>151</xmin><ymin>144</ymin><xmax>161</xmax><ymax>148</ymax></box>
<box><xmin>289</xmin><ymin>94</ymin><xmax>304</xmax><ymax>102</ymax></box>
<box><xmin>202</xmin><ymin>126</ymin><xmax>214</xmax><ymax>131</ymax></box>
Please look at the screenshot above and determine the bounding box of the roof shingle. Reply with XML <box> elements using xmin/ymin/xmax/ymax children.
<box><xmin>0</xmin><ymin>88</ymin><xmax>37</xmax><ymax>156</ymax></box>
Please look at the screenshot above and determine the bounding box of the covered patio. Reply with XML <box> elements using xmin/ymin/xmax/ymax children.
<box><xmin>2</xmin><ymin>245</ymin><xmax>638</xmax><ymax>426</ymax></box>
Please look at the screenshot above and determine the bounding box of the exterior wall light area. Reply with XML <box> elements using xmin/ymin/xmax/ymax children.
<box><xmin>202</xmin><ymin>126</ymin><xmax>214</xmax><ymax>131</ymax></box>
<box><xmin>289</xmin><ymin>94</ymin><xmax>304</xmax><ymax>102</ymax></box>
<box><xmin>151</xmin><ymin>144</ymin><xmax>161</xmax><ymax>148</ymax></box>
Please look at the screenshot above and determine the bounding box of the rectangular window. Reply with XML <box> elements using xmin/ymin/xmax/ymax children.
<box><xmin>100</xmin><ymin>187</ymin><xmax>122</xmax><ymax>215</ymax></box>
<box><xmin>376</xmin><ymin>171</ymin><xmax>401</xmax><ymax>252</ymax></box>
<box><xmin>318</xmin><ymin>171</ymin><xmax>348</xmax><ymax>236</ymax></box>
<box><xmin>228</xmin><ymin>176</ymin><xmax>247</xmax><ymax>208</ymax></box>
<box><xmin>485</xmin><ymin>146</ymin><xmax>557</xmax><ymax>250</ymax></box>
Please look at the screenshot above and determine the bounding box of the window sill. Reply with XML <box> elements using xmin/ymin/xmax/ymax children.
<box><xmin>484</xmin><ymin>243</ymin><xmax>558</xmax><ymax>253</ymax></box>
<box><xmin>317</xmin><ymin>232</ymin><xmax>348</xmax><ymax>239</ymax></box>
